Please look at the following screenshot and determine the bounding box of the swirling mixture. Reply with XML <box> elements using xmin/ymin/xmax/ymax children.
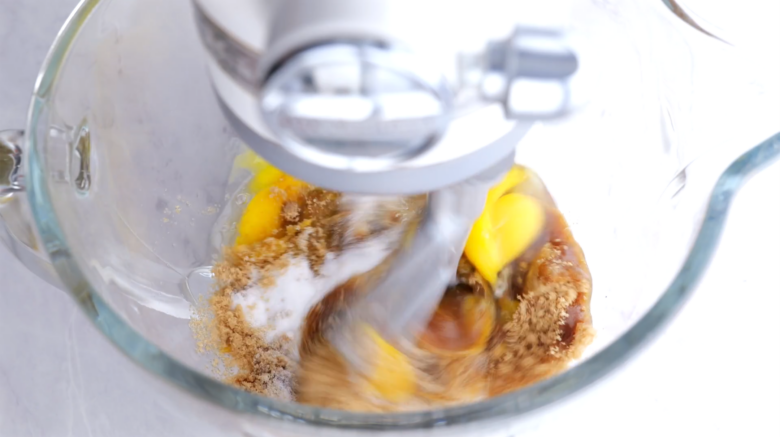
<box><xmin>193</xmin><ymin>156</ymin><xmax>594</xmax><ymax>412</ymax></box>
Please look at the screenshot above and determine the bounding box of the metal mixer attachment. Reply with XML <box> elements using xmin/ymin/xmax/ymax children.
<box><xmin>193</xmin><ymin>0</ymin><xmax>579</xmax><ymax>194</ymax></box>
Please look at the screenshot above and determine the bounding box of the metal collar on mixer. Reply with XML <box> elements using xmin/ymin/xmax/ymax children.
<box><xmin>194</xmin><ymin>0</ymin><xmax>579</xmax><ymax>194</ymax></box>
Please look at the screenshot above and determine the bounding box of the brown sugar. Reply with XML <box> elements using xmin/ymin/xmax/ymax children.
<box><xmin>281</xmin><ymin>201</ymin><xmax>300</xmax><ymax>224</ymax></box>
<box><xmin>210</xmin><ymin>283</ymin><xmax>297</xmax><ymax>401</ymax></box>
<box><xmin>205</xmin><ymin>235</ymin><xmax>299</xmax><ymax>400</ymax></box>
<box><xmin>488</xmin><ymin>208</ymin><xmax>595</xmax><ymax>396</ymax></box>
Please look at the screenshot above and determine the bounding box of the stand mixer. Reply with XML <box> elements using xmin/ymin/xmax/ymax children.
<box><xmin>194</xmin><ymin>0</ymin><xmax>579</xmax><ymax>194</ymax></box>
<box><xmin>192</xmin><ymin>0</ymin><xmax>582</xmax><ymax>359</ymax></box>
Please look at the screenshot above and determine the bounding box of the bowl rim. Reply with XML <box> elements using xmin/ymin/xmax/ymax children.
<box><xmin>23</xmin><ymin>0</ymin><xmax>780</xmax><ymax>430</ymax></box>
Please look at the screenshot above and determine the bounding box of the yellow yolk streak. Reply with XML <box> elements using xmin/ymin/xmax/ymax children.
<box><xmin>362</xmin><ymin>325</ymin><xmax>416</xmax><ymax>402</ymax></box>
<box><xmin>465</xmin><ymin>167</ymin><xmax>545</xmax><ymax>283</ymax></box>
<box><xmin>234</xmin><ymin>152</ymin><xmax>309</xmax><ymax>246</ymax></box>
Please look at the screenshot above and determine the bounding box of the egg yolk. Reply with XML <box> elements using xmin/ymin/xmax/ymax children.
<box><xmin>234</xmin><ymin>153</ymin><xmax>309</xmax><ymax>246</ymax></box>
<box><xmin>465</xmin><ymin>167</ymin><xmax>545</xmax><ymax>283</ymax></box>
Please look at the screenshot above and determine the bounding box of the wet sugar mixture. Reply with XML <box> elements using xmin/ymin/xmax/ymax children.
<box><xmin>194</xmin><ymin>158</ymin><xmax>594</xmax><ymax>411</ymax></box>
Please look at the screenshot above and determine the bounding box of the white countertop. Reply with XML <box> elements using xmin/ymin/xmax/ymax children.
<box><xmin>1</xmin><ymin>1</ymin><xmax>778</xmax><ymax>435</ymax></box>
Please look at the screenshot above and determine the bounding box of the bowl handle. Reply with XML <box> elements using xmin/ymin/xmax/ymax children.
<box><xmin>0</xmin><ymin>129</ymin><xmax>64</xmax><ymax>289</ymax></box>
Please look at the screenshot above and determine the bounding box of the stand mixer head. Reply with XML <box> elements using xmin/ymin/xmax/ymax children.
<box><xmin>193</xmin><ymin>0</ymin><xmax>580</xmax><ymax>194</ymax></box>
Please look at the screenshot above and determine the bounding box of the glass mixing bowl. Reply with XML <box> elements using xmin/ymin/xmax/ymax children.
<box><xmin>1</xmin><ymin>0</ymin><xmax>778</xmax><ymax>435</ymax></box>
